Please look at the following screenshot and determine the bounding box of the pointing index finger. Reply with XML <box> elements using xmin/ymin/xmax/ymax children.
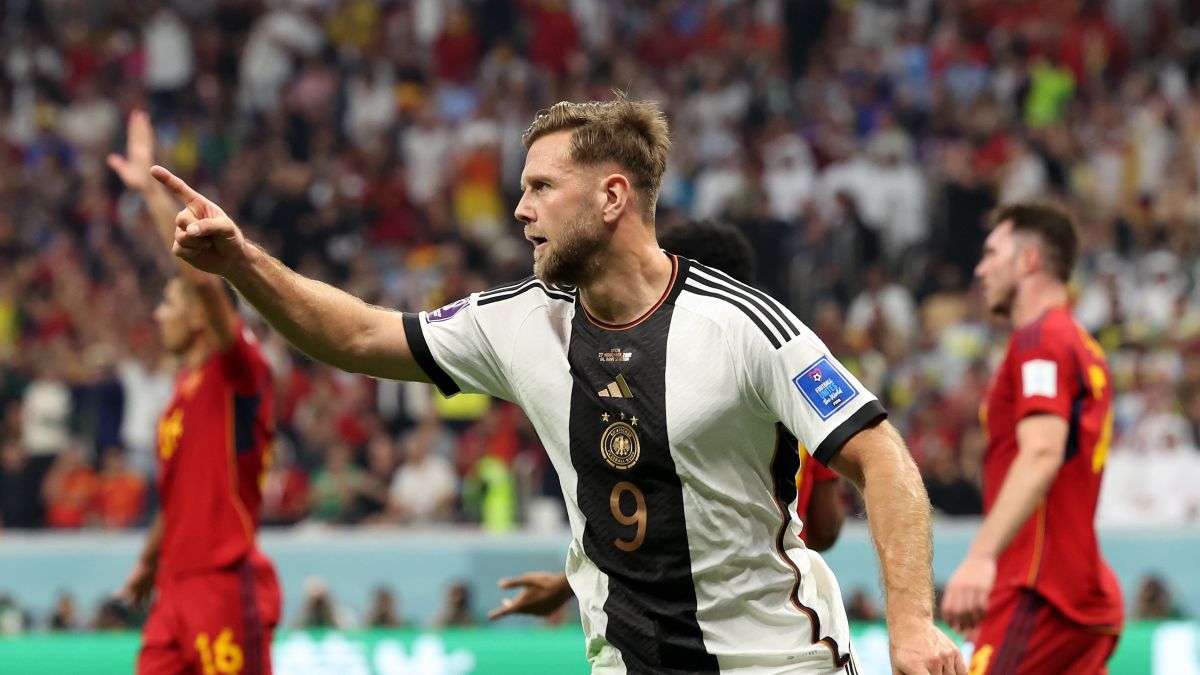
<box><xmin>151</xmin><ymin>165</ymin><xmax>205</xmax><ymax>210</ymax></box>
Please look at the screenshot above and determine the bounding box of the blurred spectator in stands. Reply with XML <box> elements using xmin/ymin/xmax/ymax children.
<box><xmin>357</xmin><ymin>432</ymin><xmax>398</xmax><ymax>522</ymax></box>
<box><xmin>922</xmin><ymin>435</ymin><xmax>983</xmax><ymax>517</ymax></box>
<box><xmin>21</xmin><ymin>349</ymin><xmax>73</xmax><ymax>481</ymax></box>
<box><xmin>142</xmin><ymin>6</ymin><xmax>194</xmax><ymax>117</ymax></box>
<box><xmin>261</xmin><ymin>440</ymin><xmax>311</xmax><ymax>527</ymax></box>
<box><xmin>76</xmin><ymin>354</ymin><xmax>125</xmax><ymax>457</ymax></box>
<box><xmin>846</xmin><ymin>264</ymin><xmax>918</xmax><ymax>350</ymax></box>
<box><xmin>41</xmin><ymin>443</ymin><xmax>97</xmax><ymax>529</ymax></box>
<box><xmin>433</xmin><ymin>8</ymin><xmax>480</xmax><ymax>84</ymax></box>
<box><xmin>309</xmin><ymin>443</ymin><xmax>368</xmax><ymax>525</ymax></box>
<box><xmin>460</xmin><ymin>428</ymin><xmax>516</xmax><ymax>533</ymax></box>
<box><xmin>298</xmin><ymin>576</ymin><xmax>354</xmax><ymax>630</ymax></box>
<box><xmin>1134</xmin><ymin>574</ymin><xmax>1186</xmax><ymax>620</ymax></box>
<box><xmin>116</xmin><ymin>332</ymin><xmax>171</xmax><ymax>479</ymax></box>
<box><xmin>93</xmin><ymin>445</ymin><xmax>146</xmax><ymax>529</ymax></box>
<box><xmin>90</xmin><ymin>598</ymin><xmax>134</xmax><ymax>631</ymax></box>
<box><xmin>238</xmin><ymin>1</ymin><xmax>324</xmax><ymax>114</ymax></box>
<box><xmin>0</xmin><ymin>592</ymin><xmax>27</xmax><ymax>635</ymax></box>
<box><xmin>523</xmin><ymin>0</ymin><xmax>580</xmax><ymax>78</ymax></box>
<box><xmin>48</xmin><ymin>592</ymin><xmax>79</xmax><ymax>631</ymax></box>
<box><xmin>365</xmin><ymin>586</ymin><xmax>409</xmax><ymax>629</ymax></box>
<box><xmin>0</xmin><ymin>439</ymin><xmax>42</xmax><ymax>529</ymax></box>
<box><xmin>844</xmin><ymin>588</ymin><xmax>881</xmax><ymax>622</ymax></box>
<box><xmin>433</xmin><ymin>582</ymin><xmax>475</xmax><ymax>628</ymax></box>
<box><xmin>388</xmin><ymin>422</ymin><xmax>457</xmax><ymax>525</ymax></box>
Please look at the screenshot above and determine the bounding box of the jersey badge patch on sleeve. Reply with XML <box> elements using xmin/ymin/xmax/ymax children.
<box><xmin>426</xmin><ymin>298</ymin><xmax>470</xmax><ymax>323</ymax></box>
<box><xmin>793</xmin><ymin>357</ymin><xmax>859</xmax><ymax>420</ymax></box>
<box><xmin>1021</xmin><ymin>359</ymin><xmax>1058</xmax><ymax>398</ymax></box>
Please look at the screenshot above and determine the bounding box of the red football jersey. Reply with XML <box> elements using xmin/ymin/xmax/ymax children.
<box><xmin>983</xmin><ymin>306</ymin><xmax>1122</xmax><ymax>628</ymax></box>
<box><xmin>796</xmin><ymin>453</ymin><xmax>839</xmax><ymax>545</ymax></box>
<box><xmin>156</xmin><ymin>323</ymin><xmax>274</xmax><ymax>578</ymax></box>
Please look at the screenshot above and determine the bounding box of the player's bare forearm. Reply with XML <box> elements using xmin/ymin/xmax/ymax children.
<box><xmin>967</xmin><ymin>414</ymin><xmax>1067</xmax><ymax>559</ymax></box>
<box><xmin>832</xmin><ymin>421</ymin><xmax>935</xmax><ymax>625</ymax></box>
<box><xmin>190</xmin><ymin>273</ymin><xmax>239</xmax><ymax>350</ymax></box>
<box><xmin>150</xmin><ymin>165</ymin><xmax>429</xmax><ymax>381</ymax></box>
<box><xmin>139</xmin><ymin>514</ymin><xmax>164</xmax><ymax>568</ymax></box>
<box><xmin>143</xmin><ymin>179</ymin><xmax>183</xmax><ymax>254</ymax></box>
<box><xmin>225</xmin><ymin>243</ymin><xmax>429</xmax><ymax>381</ymax></box>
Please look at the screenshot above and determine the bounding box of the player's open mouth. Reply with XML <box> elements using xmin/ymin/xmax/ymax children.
<box><xmin>528</xmin><ymin>235</ymin><xmax>548</xmax><ymax>250</ymax></box>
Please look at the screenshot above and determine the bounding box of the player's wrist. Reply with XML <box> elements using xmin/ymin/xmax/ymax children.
<box><xmin>965</xmin><ymin>540</ymin><xmax>1000</xmax><ymax>561</ymax></box>
<box><xmin>886</xmin><ymin>612</ymin><xmax>936</xmax><ymax>638</ymax></box>
<box><xmin>223</xmin><ymin>239</ymin><xmax>259</xmax><ymax>286</ymax></box>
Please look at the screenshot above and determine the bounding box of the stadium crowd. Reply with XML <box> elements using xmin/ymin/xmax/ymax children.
<box><xmin>2</xmin><ymin>0</ymin><xmax>1200</xmax><ymax>546</ymax></box>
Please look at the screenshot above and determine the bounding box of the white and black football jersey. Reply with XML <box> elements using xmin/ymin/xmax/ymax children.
<box><xmin>404</xmin><ymin>255</ymin><xmax>883</xmax><ymax>674</ymax></box>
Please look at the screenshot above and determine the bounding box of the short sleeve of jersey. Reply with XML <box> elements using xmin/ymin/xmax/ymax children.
<box><xmin>747</xmin><ymin>327</ymin><xmax>886</xmax><ymax>466</ymax></box>
<box><xmin>402</xmin><ymin>295</ymin><xmax>515</xmax><ymax>401</ymax></box>
<box><xmin>215</xmin><ymin>322</ymin><xmax>270</xmax><ymax>394</ymax></box>
<box><xmin>1010</xmin><ymin>332</ymin><xmax>1077</xmax><ymax>422</ymax></box>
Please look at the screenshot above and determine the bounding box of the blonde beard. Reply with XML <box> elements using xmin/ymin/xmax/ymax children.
<box><xmin>533</xmin><ymin>211</ymin><xmax>606</xmax><ymax>287</ymax></box>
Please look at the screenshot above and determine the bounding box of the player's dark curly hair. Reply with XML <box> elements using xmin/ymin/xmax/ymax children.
<box><xmin>659</xmin><ymin>219</ymin><xmax>755</xmax><ymax>285</ymax></box>
<box><xmin>990</xmin><ymin>202</ymin><xmax>1079</xmax><ymax>282</ymax></box>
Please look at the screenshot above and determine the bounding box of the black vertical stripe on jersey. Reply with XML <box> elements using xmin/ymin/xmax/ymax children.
<box><xmin>233</xmin><ymin>393</ymin><xmax>260</xmax><ymax>454</ymax></box>
<box><xmin>992</xmin><ymin>590</ymin><xmax>1044</xmax><ymax>675</ymax></box>
<box><xmin>1063</xmin><ymin>352</ymin><xmax>1088</xmax><ymax>462</ymax></box>
<box><xmin>567</xmin><ymin>287</ymin><xmax>718</xmax><ymax>674</ymax></box>
<box><xmin>769</xmin><ymin>425</ymin><xmax>848</xmax><ymax>670</ymax></box>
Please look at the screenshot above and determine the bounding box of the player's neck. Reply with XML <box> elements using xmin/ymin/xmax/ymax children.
<box><xmin>181</xmin><ymin>336</ymin><xmax>216</xmax><ymax>370</ymax></box>
<box><xmin>1011</xmin><ymin>279</ymin><xmax>1069</xmax><ymax>328</ymax></box>
<box><xmin>578</xmin><ymin>243</ymin><xmax>673</xmax><ymax>326</ymax></box>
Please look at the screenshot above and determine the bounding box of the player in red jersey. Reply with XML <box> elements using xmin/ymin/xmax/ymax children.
<box><xmin>795</xmin><ymin>451</ymin><xmax>843</xmax><ymax>551</ymax></box>
<box><xmin>941</xmin><ymin>204</ymin><xmax>1122</xmax><ymax>674</ymax></box>
<box><xmin>111</xmin><ymin>111</ymin><xmax>281</xmax><ymax>675</ymax></box>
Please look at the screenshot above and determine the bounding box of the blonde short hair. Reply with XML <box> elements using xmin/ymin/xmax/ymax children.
<box><xmin>523</xmin><ymin>95</ymin><xmax>671</xmax><ymax>220</ymax></box>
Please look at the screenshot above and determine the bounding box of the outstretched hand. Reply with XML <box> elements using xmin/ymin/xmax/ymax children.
<box><xmin>488</xmin><ymin>572</ymin><xmax>574</xmax><ymax>621</ymax></box>
<box><xmin>150</xmin><ymin>165</ymin><xmax>247</xmax><ymax>277</ymax></box>
<box><xmin>107</xmin><ymin>109</ymin><xmax>155</xmax><ymax>192</ymax></box>
<box><xmin>116</xmin><ymin>558</ymin><xmax>156</xmax><ymax>611</ymax></box>
<box><xmin>940</xmin><ymin>554</ymin><xmax>996</xmax><ymax>636</ymax></box>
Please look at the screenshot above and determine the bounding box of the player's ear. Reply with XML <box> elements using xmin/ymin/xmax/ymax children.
<box><xmin>599</xmin><ymin>173</ymin><xmax>631</xmax><ymax>225</ymax></box>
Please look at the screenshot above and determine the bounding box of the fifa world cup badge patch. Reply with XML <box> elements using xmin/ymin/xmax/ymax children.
<box><xmin>426</xmin><ymin>298</ymin><xmax>469</xmax><ymax>323</ymax></box>
<box><xmin>793</xmin><ymin>357</ymin><xmax>859</xmax><ymax>420</ymax></box>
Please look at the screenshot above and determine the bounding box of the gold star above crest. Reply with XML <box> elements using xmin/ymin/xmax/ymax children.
<box><xmin>620</xmin><ymin>412</ymin><xmax>626</xmax><ymax>420</ymax></box>
<box><xmin>630</xmin><ymin>416</ymin><xmax>638</xmax><ymax>426</ymax></box>
<box><xmin>601</xmin><ymin>412</ymin><xmax>610</xmax><ymax>422</ymax></box>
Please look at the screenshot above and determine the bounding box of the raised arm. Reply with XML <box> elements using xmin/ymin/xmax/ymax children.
<box><xmin>150</xmin><ymin>165</ymin><xmax>431</xmax><ymax>382</ymax></box>
<box><xmin>831</xmin><ymin>420</ymin><xmax>965</xmax><ymax>675</ymax></box>
<box><xmin>109</xmin><ymin>111</ymin><xmax>239</xmax><ymax>349</ymax></box>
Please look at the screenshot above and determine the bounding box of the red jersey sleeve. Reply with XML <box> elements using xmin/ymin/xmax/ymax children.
<box><xmin>1010</xmin><ymin>328</ymin><xmax>1078</xmax><ymax>423</ymax></box>
<box><xmin>216</xmin><ymin>322</ymin><xmax>270</xmax><ymax>395</ymax></box>
<box><xmin>810</xmin><ymin>461</ymin><xmax>839</xmax><ymax>482</ymax></box>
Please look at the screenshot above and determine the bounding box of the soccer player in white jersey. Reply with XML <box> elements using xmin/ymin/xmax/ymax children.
<box><xmin>150</xmin><ymin>96</ymin><xmax>964</xmax><ymax>675</ymax></box>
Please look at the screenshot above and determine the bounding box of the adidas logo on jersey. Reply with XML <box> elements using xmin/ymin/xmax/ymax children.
<box><xmin>597</xmin><ymin>373</ymin><xmax>635</xmax><ymax>398</ymax></box>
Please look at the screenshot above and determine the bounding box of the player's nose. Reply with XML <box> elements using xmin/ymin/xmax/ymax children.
<box><xmin>514</xmin><ymin>193</ymin><xmax>534</xmax><ymax>225</ymax></box>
